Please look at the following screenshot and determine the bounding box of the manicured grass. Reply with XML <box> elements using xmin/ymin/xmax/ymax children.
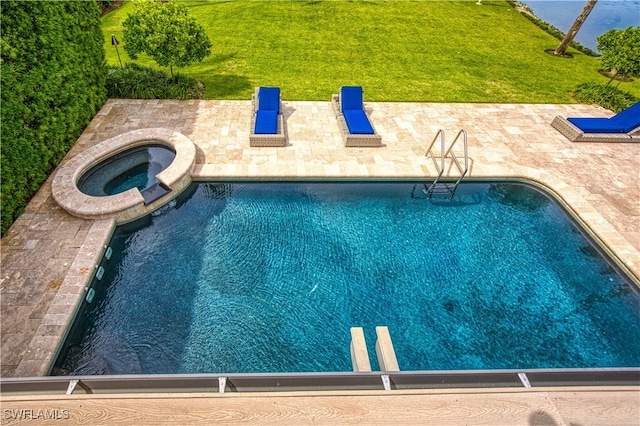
<box><xmin>101</xmin><ymin>0</ymin><xmax>640</xmax><ymax>102</ymax></box>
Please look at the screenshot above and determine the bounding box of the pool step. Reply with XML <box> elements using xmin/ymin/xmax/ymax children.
<box><xmin>141</xmin><ymin>182</ymin><xmax>172</xmax><ymax>205</ymax></box>
<box><xmin>350</xmin><ymin>327</ymin><xmax>371</xmax><ymax>372</ymax></box>
<box><xmin>375</xmin><ymin>326</ymin><xmax>400</xmax><ymax>372</ymax></box>
<box><xmin>350</xmin><ymin>326</ymin><xmax>400</xmax><ymax>374</ymax></box>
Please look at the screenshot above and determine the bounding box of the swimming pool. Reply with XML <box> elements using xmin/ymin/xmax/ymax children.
<box><xmin>53</xmin><ymin>181</ymin><xmax>640</xmax><ymax>375</ymax></box>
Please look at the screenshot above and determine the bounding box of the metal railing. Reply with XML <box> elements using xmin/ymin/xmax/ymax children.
<box><xmin>424</xmin><ymin>129</ymin><xmax>469</xmax><ymax>199</ymax></box>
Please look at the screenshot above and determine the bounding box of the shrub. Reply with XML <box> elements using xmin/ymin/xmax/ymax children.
<box><xmin>123</xmin><ymin>0</ymin><xmax>211</xmax><ymax>77</ymax></box>
<box><xmin>597</xmin><ymin>26</ymin><xmax>640</xmax><ymax>83</ymax></box>
<box><xmin>1</xmin><ymin>1</ymin><xmax>107</xmax><ymax>235</ymax></box>
<box><xmin>106</xmin><ymin>63</ymin><xmax>204</xmax><ymax>99</ymax></box>
<box><xmin>97</xmin><ymin>1</ymin><xmax>112</xmax><ymax>13</ymax></box>
<box><xmin>573</xmin><ymin>82</ymin><xmax>638</xmax><ymax>112</ymax></box>
<box><xmin>98</xmin><ymin>1</ymin><xmax>124</xmax><ymax>16</ymax></box>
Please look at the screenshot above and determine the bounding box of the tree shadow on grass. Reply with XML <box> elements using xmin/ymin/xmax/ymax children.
<box><xmin>187</xmin><ymin>1</ymin><xmax>236</xmax><ymax>9</ymax></box>
<box><xmin>209</xmin><ymin>52</ymin><xmax>238</xmax><ymax>66</ymax></box>
<box><xmin>205</xmin><ymin>74</ymin><xmax>252</xmax><ymax>98</ymax></box>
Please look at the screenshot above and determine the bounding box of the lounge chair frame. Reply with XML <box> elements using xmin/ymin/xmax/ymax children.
<box><xmin>331</xmin><ymin>93</ymin><xmax>382</xmax><ymax>147</ymax></box>
<box><xmin>551</xmin><ymin>116</ymin><xmax>640</xmax><ymax>143</ymax></box>
<box><xmin>249</xmin><ymin>87</ymin><xmax>286</xmax><ymax>147</ymax></box>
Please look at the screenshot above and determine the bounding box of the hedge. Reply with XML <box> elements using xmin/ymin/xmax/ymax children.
<box><xmin>106</xmin><ymin>63</ymin><xmax>204</xmax><ymax>99</ymax></box>
<box><xmin>1</xmin><ymin>1</ymin><xmax>107</xmax><ymax>235</ymax></box>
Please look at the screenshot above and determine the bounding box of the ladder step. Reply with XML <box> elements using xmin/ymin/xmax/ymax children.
<box><xmin>424</xmin><ymin>182</ymin><xmax>457</xmax><ymax>199</ymax></box>
<box><xmin>424</xmin><ymin>183</ymin><xmax>453</xmax><ymax>194</ymax></box>
<box><xmin>432</xmin><ymin>184</ymin><xmax>452</xmax><ymax>192</ymax></box>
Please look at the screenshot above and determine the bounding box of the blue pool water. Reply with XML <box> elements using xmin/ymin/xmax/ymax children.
<box><xmin>78</xmin><ymin>144</ymin><xmax>175</xmax><ymax>197</ymax></box>
<box><xmin>54</xmin><ymin>182</ymin><xmax>640</xmax><ymax>375</ymax></box>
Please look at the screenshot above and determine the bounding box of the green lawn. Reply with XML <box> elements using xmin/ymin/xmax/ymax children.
<box><xmin>101</xmin><ymin>0</ymin><xmax>640</xmax><ymax>102</ymax></box>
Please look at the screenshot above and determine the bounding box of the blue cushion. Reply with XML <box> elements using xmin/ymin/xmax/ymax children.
<box><xmin>254</xmin><ymin>110</ymin><xmax>278</xmax><ymax>134</ymax></box>
<box><xmin>343</xmin><ymin>109</ymin><xmax>374</xmax><ymax>134</ymax></box>
<box><xmin>567</xmin><ymin>117</ymin><xmax>624</xmax><ymax>133</ymax></box>
<box><xmin>609</xmin><ymin>102</ymin><xmax>640</xmax><ymax>133</ymax></box>
<box><xmin>568</xmin><ymin>102</ymin><xmax>640</xmax><ymax>133</ymax></box>
<box><xmin>340</xmin><ymin>86</ymin><xmax>364</xmax><ymax>112</ymax></box>
<box><xmin>258</xmin><ymin>87</ymin><xmax>280</xmax><ymax>112</ymax></box>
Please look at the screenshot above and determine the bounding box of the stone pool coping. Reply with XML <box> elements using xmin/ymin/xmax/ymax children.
<box><xmin>1</xmin><ymin>100</ymin><xmax>639</xmax><ymax>378</ymax></box>
<box><xmin>51</xmin><ymin>128</ymin><xmax>196</xmax><ymax>224</ymax></box>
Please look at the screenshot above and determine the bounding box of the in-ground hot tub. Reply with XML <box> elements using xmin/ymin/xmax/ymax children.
<box><xmin>78</xmin><ymin>144</ymin><xmax>176</xmax><ymax>205</ymax></box>
<box><xmin>52</xmin><ymin>128</ymin><xmax>196</xmax><ymax>223</ymax></box>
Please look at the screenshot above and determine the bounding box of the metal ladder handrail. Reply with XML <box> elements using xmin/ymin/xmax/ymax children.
<box><xmin>423</xmin><ymin>129</ymin><xmax>469</xmax><ymax>199</ymax></box>
<box><xmin>446</xmin><ymin>129</ymin><xmax>469</xmax><ymax>187</ymax></box>
<box><xmin>424</xmin><ymin>129</ymin><xmax>446</xmax><ymax>175</ymax></box>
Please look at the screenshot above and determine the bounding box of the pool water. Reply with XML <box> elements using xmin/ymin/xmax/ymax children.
<box><xmin>78</xmin><ymin>145</ymin><xmax>175</xmax><ymax>197</ymax></box>
<box><xmin>54</xmin><ymin>182</ymin><xmax>640</xmax><ymax>375</ymax></box>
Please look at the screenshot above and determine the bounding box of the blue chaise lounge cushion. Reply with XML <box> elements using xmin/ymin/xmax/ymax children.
<box><xmin>258</xmin><ymin>87</ymin><xmax>280</xmax><ymax>112</ymax></box>
<box><xmin>341</xmin><ymin>86</ymin><xmax>364</xmax><ymax>112</ymax></box>
<box><xmin>343</xmin><ymin>110</ymin><xmax>375</xmax><ymax>134</ymax></box>
<box><xmin>254</xmin><ymin>110</ymin><xmax>278</xmax><ymax>134</ymax></box>
<box><xmin>340</xmin><ymin>86</ymin><xmax>375</xmax><ymax>135</ymax></box>
<box><xmin>254</xmin><ymin>87</ymin><xmax>280</xmax><ymax>134</ymax></box>
<box><xmin>568</xmin><ymin>102</ymin><xmax>640</xmax><ymax>134</ymax></box>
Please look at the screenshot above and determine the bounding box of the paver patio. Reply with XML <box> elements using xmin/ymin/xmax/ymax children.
<box><xmin>1</xmin><ymin>99</ymin><xmax>638</xmax><ymax>381</ymax></box>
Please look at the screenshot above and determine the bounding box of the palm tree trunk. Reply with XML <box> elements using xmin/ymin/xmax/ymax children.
<box><xmin>553</xmin><ymin>0</ymin><xmax>597</xmax><ymax>56</ymax></box>
<box><xmin>605</xmin><ymin>70</ymin><xmax>618</xmax><ymax>87</ymax></box>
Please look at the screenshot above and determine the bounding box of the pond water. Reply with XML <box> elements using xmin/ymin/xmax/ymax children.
<box><xmin>522</xmin><ymin>0</ymin><xmax>640</xmax><ymax>52</ymax></box>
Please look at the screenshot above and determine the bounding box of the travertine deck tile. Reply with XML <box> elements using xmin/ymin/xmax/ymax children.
<box><xmin>1</xmin><ymin>99</ymin><xmax>638</xmax><ymax>378</ymax></box>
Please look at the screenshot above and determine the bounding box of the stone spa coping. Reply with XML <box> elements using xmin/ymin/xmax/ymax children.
<box><xmin>51</xmin><ymin>127</ymin><xmax>196</xmax><ymax>224</ymax></box>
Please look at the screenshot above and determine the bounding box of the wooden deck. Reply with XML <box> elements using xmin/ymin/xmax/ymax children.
<box><xmin>2</xmin><ymin>387</ymin><xmax>638</xmax><ymax>425</ymax></box>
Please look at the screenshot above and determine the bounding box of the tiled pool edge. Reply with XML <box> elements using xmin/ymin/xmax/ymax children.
<box><xmin>2</xmin><ymin>100</ymin><xmax>639</xmax><ymax>378</ymax></box>
<box><xmin>12</xmin><ymin>219</ymin><xmax>114</xmax><ymax>377</ymax></box>
<box><xmin>488</xmin><ymin>169</ymin><xmax>640</xmax><ymax>287</ymax></box>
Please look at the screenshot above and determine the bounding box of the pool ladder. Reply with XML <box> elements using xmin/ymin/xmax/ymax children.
<box><xmin>423</xmin><ymin>129</ymin><xmax>469</xmax><ymax>199</ymax></box>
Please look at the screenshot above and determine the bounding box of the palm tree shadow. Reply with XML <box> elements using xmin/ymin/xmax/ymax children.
<box><xmin>209</xmin><ymin>53</ymin><xmax>238</xmax><ymax>66</ymax></box>
<box><xmin>528</xmin><ymin>410</ymin><xmax>559</xmax><ymax>426</ymax></box>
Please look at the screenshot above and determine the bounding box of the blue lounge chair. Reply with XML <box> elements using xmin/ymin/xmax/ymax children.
<box><xmin>332</xmin><ymin>86</ymin><xmax>382</xmax><ymax>147</ymax></box>
<box><xmin>250</xmin><ymin>87</ymin><xmax>286</xmax><ymax>147</ymax></box>
<box><xmin>551</xmin><ymin>102</ymin><xmax>640</xmax><ymax>142</ymax></box>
